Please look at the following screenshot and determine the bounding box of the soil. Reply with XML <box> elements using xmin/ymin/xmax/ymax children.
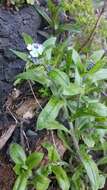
<box><xmin>0</xmin><ymin>155</ymin><xmax>15</xmax><ymax>190</ymax></box>
<box><xmin>0</xmin><ymin>5</ymin><xmax>43</xmax><ymax>189</ymax></box>
<box><xmin>0</xmin><ymin>5</ymin><xmax>41</xmax><ymax>110</ymax></box>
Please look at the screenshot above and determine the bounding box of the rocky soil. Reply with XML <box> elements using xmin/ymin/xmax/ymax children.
<box><xmin>0</xmin><ymin>6</ymin><xmax>41</xmax><ymax>110</ymax></box>
<box><xmin>0</xmin><ymin>6</ymin><xmax>43</xmax><ymax>189</ymax></box>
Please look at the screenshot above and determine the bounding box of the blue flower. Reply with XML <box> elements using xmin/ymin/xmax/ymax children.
<box><xmin>27</xmin><ymin>43</ymin><xmax>44</xmax><ymax>58</ymax></box>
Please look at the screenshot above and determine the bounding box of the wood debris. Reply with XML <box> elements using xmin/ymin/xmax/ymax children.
<box><xmin>0</xmin><ymin>124</ymin><xmax>16</xmax><ymax>150</ymax></box>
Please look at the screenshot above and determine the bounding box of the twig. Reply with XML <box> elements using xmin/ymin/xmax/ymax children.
<box><xmin>51</xmin><ymin>131</ymin><xmax>57</xmax><ymax>150</ymax></box>
<box><xmin>78</xmin><ymin>5</ymin><xmax>105</xmax><ymax>53</ymax></box>
<box><xmin>23</xmin><ymin>130</ymin><xmax>30</xmax><ymax>152</ymax></box>
<box><xmin>28</xmin><ymin>80</ymin><xmax>43</xmax><ymax>110</ymax></box>
<box><xmin>7</xmin><ymin>107</ymin><xmax>18</xmax><ymax>124</ymax></box>
<box><xmin>20</xmin><ymin>121</ymin><xmax>25</xmax><ymax>150</ymax></box>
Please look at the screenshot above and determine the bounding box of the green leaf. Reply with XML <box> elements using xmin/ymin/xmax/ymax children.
<box><xmin>81</xmin><ymin>152</ymin><xmax>100</xmax><ymax>190</ymax></box>
<box><xmin>72</xmin><ymin>49</ymin><xmax>84</xmax><ymax>73</ymax></box>
<box><xmin>74</xmin><ymin>103</ymin><xmax>107</xmax><ymax>118</ymax></box>
<box><xmin>72</xmin><ymin>165</ymin><xmax>84</xmax><ymax>190</ymax></box>
<box><xmin>13</xmin><ymin>174</ymin><xmax>28</xmax><ymax>190</ymax></box>
<box><xmin>42</xmin><ymin>120</ymin><xmax>69</xmax><ymax>133</ymax></box>
<box><xmin>58</xmin><ymin>131</ymin><xmax>71</xmax><ymax>151</ymax></box>
<box><xmin>59</xmin><ymin>23</ymin><xmax>80</xmax><ymax>33</ymax></box>
<box><xmin>10</xmin><ymin>49</ymin><xmax>28</xmax><ymax>62</ymax></box>
<box><xmin>33</xmin><ymin>174</ymin><xmax>50</xmax><ymax>190</ymax></box>
<box><xmin>16</xmin><ymin>66</ymin><xmax>50</xmax><ymax>86</ymax></box>
<box><xmin>49</xmin><ymin>69</ymin><xmax>70</xmax><ymax>88</ymax></box>
<box><xmin>87</xmin><ymin>60</ymin><xmax>104</xmax><ymax>74</ymax></box>
<box><xmin>82</xmin><ymin>134</ymin><xmax>95</xmax><ymax>148</ymax></box>
<box><xmin>37</xmin><ymin>97</ymin><xmax>64</xmax><ymax>130</ymax></box>
<box><xmin>26</xmin><ymin>0</ymin><xmax>34</xmax><ymax>5</ymax></box>
<box><xmin>91</xmin><ymin>69</ymin><xmax>107</xmax><ymax>82</ymax></box>
<box><xmin>26</xmin><ymin>152</ymin><xmax>44</xmax><ymax>170</ymax></box>
<box><xmin>90</xmin><ymin>50</ymin><xmax>104</xmax><ymax>63</ymax></box>
<box><xmin>9</xmin><ymin>143</ymin><xmax>26</xmax><ymax>165</ymax></box>
<box><xmin>22</xmin><ymin>33</ymin><xmax>33</xmax><ymax>45</ymax></box>
<box><xmin>99</xmin><ymin>175</ymin><xmax>106</xmax><ymax>189</ymax></box>
<box><xmin>49</xmin><ymin>69</ymin><xmax>81</xmax><ymax>96</ymax></box>
<box><xmin>52</xmin><ymin>165</ymin><xmax>70</xmax><ymax>190</ymax></box>
<box><xmin>13</xmin><ymin>164</ymin><xmax>22</xmax><ymax>175</ymax></box>
<box><xmin>43</xmin><ymin>37</ymin><xmax>56</xmax><ymax>49</ymax></box>
<box><xmin>97</xmin><ymin>156</ymin><xmax>107</xmax><ymax>165</ymax></box>
<box><xmin>42</xmin><ymin>142</ymin><xmax>60</xmax><ymax>162</ymax></box>
<box><xmin>89</xmin><ymin>103</ymin><xmax>107</xmax><ymax>117</ymax></box>
<box><xmin>72</xmin><ymin>49</ymin><xmax>82</xmax><ymax>65</ymax></box>
<box><xmin>34</xmin><ymin>5</ymin><xmax>52</xmax><ymax>25</ymax></box>
<box><xmin>43</xmin><ymin>37</ymin><xmax>56</xmax><ymax>60</ymax></box>
<box><xmin>63</xmin><ymin>83</ymin><xmax>82</xmax><ymax>96</ymax></box>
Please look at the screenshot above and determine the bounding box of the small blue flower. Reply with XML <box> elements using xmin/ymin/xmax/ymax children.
<box><xmin>27</xmin><ymin>43</ymin><xmax>44</xmax><ymax>58</ymax></box>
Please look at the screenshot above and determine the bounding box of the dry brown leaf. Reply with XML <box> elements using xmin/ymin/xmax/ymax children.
<box><xmin>15</xmin><ymin>98</ymin><xmax>38</xmax><ymax>119</ymax></box>
<box><xmin>6</xmin><ymin>91</ymin><xmax>43</xmax><ymax>120</ymax></box>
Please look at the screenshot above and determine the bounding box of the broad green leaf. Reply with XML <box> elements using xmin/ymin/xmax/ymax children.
<box><xmin>59</xmin><ymin>23</ymin><xmax>81</xmax><ymax>33</ymax></box>
<box><xmin>33</xmin><ymin>174</ymin><xmax>50</xmax><ymax>190</ymax></box>
<box><xmin>72</xmin><ymin>49</ymin><xmax>82</xmax><ymax>65</ymax></box>
<box><xmin>26</xmin><ymin>0</ymin><xmax>34</xmax><ymax>5</ymax></box>
<box><xmin>26</xmin><ymin>152</ymin><xmax>44</xmax><ymax>170</ymax></box>
<box><xmin>63</xmin><ymin>83</ymin><xmax>82</xmax><ymax>96</ymax></box>
<box><xmin>49</xmin><ymin>68</ymin><xmax>82</xmax><ymax>96</ymax></box>
<box><xmin>42</xmin><ymin>120</ymin><xmax>69</xmax><ymax>133</ymax></box>
<box><xmin>82</xmin><ymin>134</ymin><xmax>95</xmax><ymax>148</ymax></box>
<box><xmin>52</xmin><ymin>165</ymin><xmax>70</xmax><ymax>190</ymax></box>
<box><xmin>49</xmin><ymin>69</ymin><xmax>70</xmax><ymax>87</ymax></box>
<box><xmin>99</xmin><ymin>175</ymin><xmax>106</xmax><ymax>189</ymax></box>
<box><xmin>13</xmin><ymin>174</ymin><xmax>28</xmax><ymax>190</ymax></box>
<box><xmin>91</xmin><ymin>69</ymin><xmax>107</xmax><ymax>82</ymax></box>
<box><xmin>16</xmin><ymin>66</ymin><xmax>50</xmax><ymax>86</ymax></box>
<box><xmin>43</xmin><ymin>37</ymin><xmax>56</xmax><ymax>49</ymax></box>
<box><xmin>72</xmin><ymin>49</ymin><xmax>84</xmax><ymax>72</ymax></box>
<box><xmin>10</xmin><ymin>49</ymin><xmax>28</xmax><ymax>62</ymax></box>
<box><xmin>43</xmin><ymin>37</ymin><xmax>56</xmax><ymax>60</ymax></box>
<box><xmin>87</xmin><ymin>59</ymin><xmax>105</xmax><ymax>74</ymax></box>
<box><xmin>10</xmin><ymin>143</ymin><xmax>26</xmax><ymax>165</ymax></box>
<box><xmin>93</xmin><ymin>142</ymin><xmax>107</xmax><ymax>151</ymax></box>
<box><xmin>95</xmin><ymin>125</ymin><xmax>107</xmax><ymax>129</ymax></box>
<box><xmin>14</xmin><ymin>164</ymin><xmax>22</xmax><ymax>175</ymax></box>
<box><xmin>97</xmin><ymin>156</ymin><xmax>107</xmax><ymax>165</ymax></box>
<box><xmin>71</xmin><ymin>179</ymin><xmax>85</xmax><ymax>190</ymax></box>
<box><xmin>90</xmin><ymin>50</ymin><xmax>104</xmax><ymax>63</ymax></box>
<box><xmin>37</xmin><ymin>97</ymin><xmax>64</xmax><ymax>130</ymax></box>
<box><xmin>72</xmin><ymin>165</ymin><xmax>84</xmax><ymax>190</ymax></box>
<box><xmin>22</xmin><ymin>33</ymin><xmax>33</xmax><ymax>45</ymax></box>
<box><xmin>43</xmin><ymin>142</ymin><xmax>60</xmax><ymax>162</ymax></box>
<box><xmin>75</xmin><ymin>67</ymin><xmax>82</xmax><ymax>85</ymax></box>
<box><xmin>74</xmin><ymin>103</ymin><xmax>107</xmax><ymax>118</ymax></box>
<box><xmin>72</xmin><ymin>165</ymin><xmax>83</xmax><ymax>181</ymax></box>
<box><xmin>81</xmin><ymin>153</ymin><xmax>100</xmax><ymax>190</ymax></box>
<box><xmin>89</xmin><ymin>103</ymin><xmax>107</xmax><ymax>117</ymax></box>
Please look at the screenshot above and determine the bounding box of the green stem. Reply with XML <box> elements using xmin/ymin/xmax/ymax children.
<box><xmin>69</xmin><ymin>122</ymin><xmax>83</xmax><ymax>163</ymax></box>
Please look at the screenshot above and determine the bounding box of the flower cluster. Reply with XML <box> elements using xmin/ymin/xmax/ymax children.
<box><xmin>27</xmin><ymin>43</ymin><xmax>44</xmax><ymax>58</ymax></box>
